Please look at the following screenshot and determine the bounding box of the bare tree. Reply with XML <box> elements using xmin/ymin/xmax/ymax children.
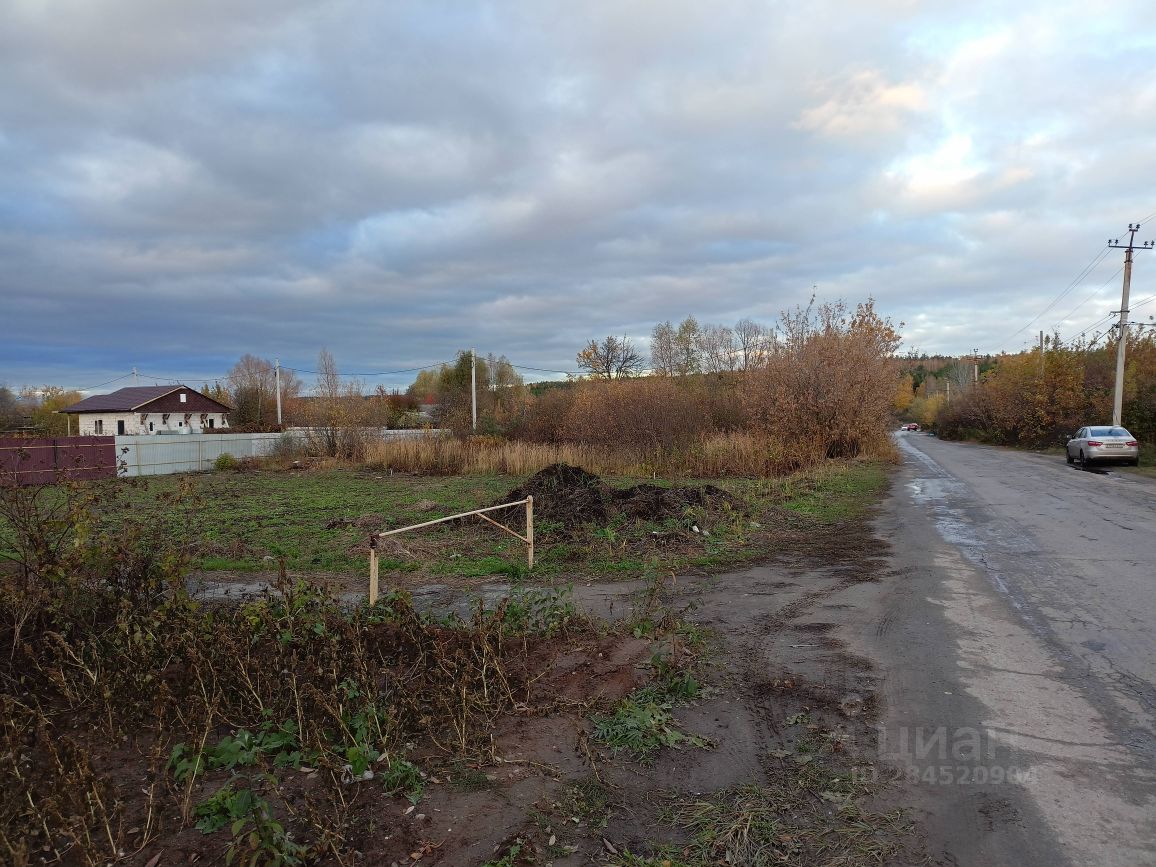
<box><xmin>576</xmin><ymin>335</ymin><xmax>644</xmax><ymax>379</ymax></box>
<box><xmin>734</xmin><ymin>318</ymin><xmax>769</xmax><ymax>372</ymax></box>
<box><xmin>698</xmin><ymin>324</ymin><xmax>737</xmax><ymax>373</ymax></box>
<box><xmin>650</xmin><ymin>321</ymin><xmax>678</xmax><ymax>376</ymax></box>
<box><xmin>306</xmin><ymin>349</ymin><xmax>369</xmax><ymax>458</ymax></box>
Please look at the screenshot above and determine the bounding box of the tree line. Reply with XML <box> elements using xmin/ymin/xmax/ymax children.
<box><xmin>931</xmin><ymin>331</ymin><xmax>1156</xmax><ymax>448</ymax></box>
<box><xmin>575</xmin><ymin>317</ymin><xmax>774</xmax><ymax>379</ymax></box>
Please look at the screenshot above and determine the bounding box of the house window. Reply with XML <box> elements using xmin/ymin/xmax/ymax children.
<box><xmin>94</xmin><ymin>419</ymin><xmax>103</xmax><ymax>434</ymax></box>
<box><xmin>180</xmin><ymin>393</ymin><xmax>187</xmax><ymax>403</ymax></box>
<box><xmin>178</xmin><ymin>421</ymin><xmax>183</xmax><ymax>427</ymax></box>
<box><xmin>117</xmin><ymin>420</ymin><xmax>125</xmax><ymax>436</ymax></box>
<box><xmin>149</xmin><ymin>422</ymin><xmax>154</xmax><ymax>432</ymax></box>
<box><xmin>208</xmin><ymin>418</ymin><xmax>215</xmax><ymax>429</ymax></box>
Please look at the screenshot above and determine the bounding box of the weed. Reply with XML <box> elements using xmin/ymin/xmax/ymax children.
<box><xmin>650</xmin><ymin>652</ymin><xmax>701</xmax><ymax>703</ymax></box>
<box><xmin>195</xmin><ymin>782</ymin><xmax>258</xmax><ymax>834</ymax></box>
<box><xmin>483</xmin><ymin>837</ymin><xmax>528</xmax><ymax>867</ymax></box>
<box><xmin>448</xmin><ymin>762</ymin><xmax>494</xmax><ymax>792</ymax></box>
<box><xmin>555</xmin><ymin>777</ymin><xmax>613</xmax><ymax>829</ymax></box>
<box><xmin>484</xmin><ymin>585</ymin><xmax>577</xmax><ymax>637</ymax></box>
<box><xmin>591</xmin><ymin>692</ymin><xmax>710</xmax><ymax>762</ymax></box>
<box><xmin>214</xmin><ymin>452</ymin><xmax>239</xmax><ymax>471</ymax></box>
<box><xmin>380</xmin><ymin>757</ymin><xmax>425</xmax><ymax>804</ymax></box>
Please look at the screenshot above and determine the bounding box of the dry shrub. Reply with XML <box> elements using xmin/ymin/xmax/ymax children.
<box><xmin>0</xmin><ymin>476</ymin><xmax>584</xmax><ymax>864</ymax></box>
<box><xmin>365</xmin><ymin>431</ymin><xmax>793</xmax><ymax>478</ymax></box>
<box><xmin>743</xmin><ymin>299</ymin><xmax>901</xmax><ymax>462</ymax></box>
<box><xmin>550</xmin><ymin>377</ymin><xmax>742</xmax><ymax>450</ymax></box>
<box><xmin>367</xmin><ymin>298</ymin><xmax>903</xmax><ymax>477</ymax></box>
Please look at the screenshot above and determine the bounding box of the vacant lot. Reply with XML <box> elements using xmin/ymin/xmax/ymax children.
<box><xmin>2</xmin><ymin>458</ymin><xmax>923</xmax><ymax>866</ymax></box>
<box><xmin>113</xmin><ymin>460</ymin><xmax>888</xmax><ymax>584</ymax></box>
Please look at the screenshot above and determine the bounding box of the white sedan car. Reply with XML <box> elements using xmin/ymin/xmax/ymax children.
<box><xmin>1066</xmin><ymin>426</ymin><xmax>1140</xmax><ymax>467</ymax></box>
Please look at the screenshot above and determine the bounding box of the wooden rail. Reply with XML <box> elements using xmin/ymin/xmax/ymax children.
<box><xmin>367</xmin><ymin>496</ymin><xmax>533</xmax><ymax>605</ymax></box>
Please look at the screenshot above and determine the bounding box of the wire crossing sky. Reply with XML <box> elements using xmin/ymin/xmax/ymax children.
<box><xmin>2</xmin><ymin>1</ymin><xmax>1155</xmax><ymax>391</ymax></box>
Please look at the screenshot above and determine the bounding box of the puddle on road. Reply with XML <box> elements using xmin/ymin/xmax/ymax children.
<box><xmin>899</xmin><ymin>441</ymin><xmax>1045</xmax><ymax>633</ymax></box>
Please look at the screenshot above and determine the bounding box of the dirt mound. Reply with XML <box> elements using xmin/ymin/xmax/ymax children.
<box><xmin>611</xmin><ymin>481</ymin><xmax>737</xmax><ymax>521</ymax></box>
<box><xmin>503</xmin><ymin>463</ymin><xmax>610</xmax><ymax>527</ymax></box>
<box><xmin>501</xmin><ymin>464</ymin><xmax>739</xmax><ymax>533</ymax></box>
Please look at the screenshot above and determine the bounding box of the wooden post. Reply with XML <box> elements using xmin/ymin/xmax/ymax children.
<box><xmin>368</xmin><ymin>540</ymin><xmax>379</xmax><ymax>606</ymax></box>
<box><xmin>526</xmin><ymin>495</ymin><xmax>534</xmax><ymax>570</ymax></box>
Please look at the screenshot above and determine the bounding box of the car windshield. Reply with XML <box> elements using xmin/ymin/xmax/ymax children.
<box><xmin>1089</xmin><ymin>427</ymin><xmax>1131</xmax><ymax>437</ymax></box>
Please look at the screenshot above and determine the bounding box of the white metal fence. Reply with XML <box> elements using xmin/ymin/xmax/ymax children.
<box><xmin>114</xmin><ymin>433</ymin><xmax>286</xmax><ymax>476</ymax></box>
<box><xmin>113</xmin><ymin>429</ymin><xmax>445</xmax><ymax>477</ymax></box>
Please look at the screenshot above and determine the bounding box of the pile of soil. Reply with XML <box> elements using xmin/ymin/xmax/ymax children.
<box><xmin>501</xmin><ymin>463</ymin><xmax>739</xmax><ymax>533</ymax></box>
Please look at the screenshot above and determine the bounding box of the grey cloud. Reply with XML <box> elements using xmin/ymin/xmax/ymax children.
<box><xmin>1</xmin><ymin>0</ymin><xmax>1155</xmax><ymax>391</ymax></box>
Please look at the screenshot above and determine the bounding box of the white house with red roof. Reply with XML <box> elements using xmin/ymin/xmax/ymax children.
<box><xmin>60</xmin><ymin>385</ymin><xmax>232</xmax><ymax>436</ymax></box>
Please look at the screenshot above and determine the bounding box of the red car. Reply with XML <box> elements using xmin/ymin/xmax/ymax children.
<box><xmin>901</xmin><ymin>423</ymin><xmax>920</xmax><ymax>431</ymax></box>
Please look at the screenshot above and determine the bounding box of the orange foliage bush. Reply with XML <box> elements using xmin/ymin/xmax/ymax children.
<box><xmin>500</xmin><ymin>298</ymin><xmax>903</xmax><ymax>475</ymax></box>
<box><xmin>742</xmin><ymin>299</ymin><xmax>903</xmax><ymax>461</ymax></box>
<box><xmin>937</xmin><ymin>331</ymin><xmax>1156</xmax><ymax>447</ymax></box>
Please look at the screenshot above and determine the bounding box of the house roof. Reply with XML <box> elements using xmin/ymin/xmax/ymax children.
<box><xmin>60</xmin><ymin>385</ymin><xmax>231</xmax><ymax>413</ymax></box>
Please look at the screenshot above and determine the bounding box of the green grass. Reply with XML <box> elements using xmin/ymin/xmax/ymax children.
<box><xmin>773</xmin><ymin>460</ymin><xmax>888</xmax><ymax>521</ymax></box>
<box><xmin>1</xmin><ymin>461</ymin><xmax>889</xmax><ymax>584</ymax></box>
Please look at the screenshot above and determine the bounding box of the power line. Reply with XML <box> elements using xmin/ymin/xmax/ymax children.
<box><xmin>1052</xmin><ymin>265</ymin><xmax>1124</xmax><ymax>330</ymax></box>
<box><xmin>280</xmin><ymin>362</ymin><xmax>449</xmax><ymax>377</ymax></box>
<box><xmin>509</xmin><ymin>363</ymin><xmax>579</xmax><ymax>376</ymax></box>
<box><xmin>1002</xmin><ymin>244</ymin><xmax>1111</xmax><ymax>346</ymax></box>
<box><xmin>77</xmin><ymin>372</ymin><xmax>134</xmax><ymax>392</ymax></box>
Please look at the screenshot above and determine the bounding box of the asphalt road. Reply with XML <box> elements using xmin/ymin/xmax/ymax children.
<box><xmin>863</xmin><ymin>434</ymin><xmax>1156</xmax><ymax>866</ymax></box>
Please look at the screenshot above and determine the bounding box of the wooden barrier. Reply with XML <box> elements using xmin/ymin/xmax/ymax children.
<box><xmin>367</xmin><ymin>496</ymin><xmax>533</xmax><ymax>605</ymax></box>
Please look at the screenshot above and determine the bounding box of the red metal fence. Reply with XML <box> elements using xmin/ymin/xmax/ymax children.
<box><xmin>0</xmin><ymin>436</ymin><xmax>117</xmax><ymax>485</ymax></box>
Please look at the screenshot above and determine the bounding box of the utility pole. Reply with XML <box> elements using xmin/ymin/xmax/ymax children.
<box><xmin>275</xmin><ymin>358</ymin><xmax>283</xmax><ymax>427</ymax></box>
<box><xmin>1108</xmin><ymin>224</ymin><xmax>1154</xmax><ymax>426</ymax></box>
<box><xmin>973</xmin><ymin>348</ymin><xmax>979</xmax><ymax>384</ymax></box>
<box><xmin>470</xmin><ymin>349</ymin><xmax>477</xmax><ymax>431</ymax></box>
<box><xmin>132</xmin><ymin>366</ymin><xmax>138</xmax><ymax>385</ymax></box>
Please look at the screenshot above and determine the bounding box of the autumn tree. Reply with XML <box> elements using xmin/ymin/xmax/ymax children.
<box><xmin>17</xmin><ymin>386</ymin><xmax>83</xmax><ymax>436</ymax></box>
<box><xmin>892</xmin><ymin>372</ymin><xmax>915</xmax><ymax>413</ymax></box>
<box><xmin>576</xmin><ymin>335</ymin><xmax>644</xmax><ymax>379</ymax></box>
<box><xmin>651</xmin><ymin>317</ymin><xmax>704</xmax><ymax>376</ymax></box>
<box><xmin>675</xmin><ymin>316</ymin><xmax>703</xmax><ymax>375</ymax></box>
<box><xmin>226</xmin><ymin>354</ymin><xmax>301</xmax><ymax>429</ymax></box>
<box><xmin>0</xmin><ymin>386</ymin><xmax>21</xmax><ymax>431</ymax></box>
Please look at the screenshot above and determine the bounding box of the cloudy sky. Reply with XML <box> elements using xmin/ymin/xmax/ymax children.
<box><xmin>2</xmin><ymin>0</ymin><xmax>1155</xmax><ymax>393</ymax></box>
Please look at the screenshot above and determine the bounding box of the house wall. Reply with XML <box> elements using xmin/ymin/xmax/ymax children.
<box><xmin>76</xmin><ymin>410</ymin><xmax>229</xmax><ymax>436</ymax></box>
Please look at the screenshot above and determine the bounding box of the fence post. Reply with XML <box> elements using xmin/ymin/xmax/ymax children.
<box><xmin>368</xmin><ymin>537</ymin><xmax>379</xmax><ymax>606</ymax></box>
<box><xmin>526</xmin><ymin>495</ymin><xmax>534</xmax><ymax>570</ymax></box>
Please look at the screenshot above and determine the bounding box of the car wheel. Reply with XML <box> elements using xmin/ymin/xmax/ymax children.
<box><xmin>1130</xmin><ymin>459</ymin><xmax>1140</xmax><ymax>467</ymax></box>
<box><xmin>1079</xmin><ymin>450</ymin><xmax>1087</xmax><ymax>468</ymax></box>
<box><xmin>1066</xmin><ymin>449</ymin><xmax>1074</xmax><ymax>465</ymax></box>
